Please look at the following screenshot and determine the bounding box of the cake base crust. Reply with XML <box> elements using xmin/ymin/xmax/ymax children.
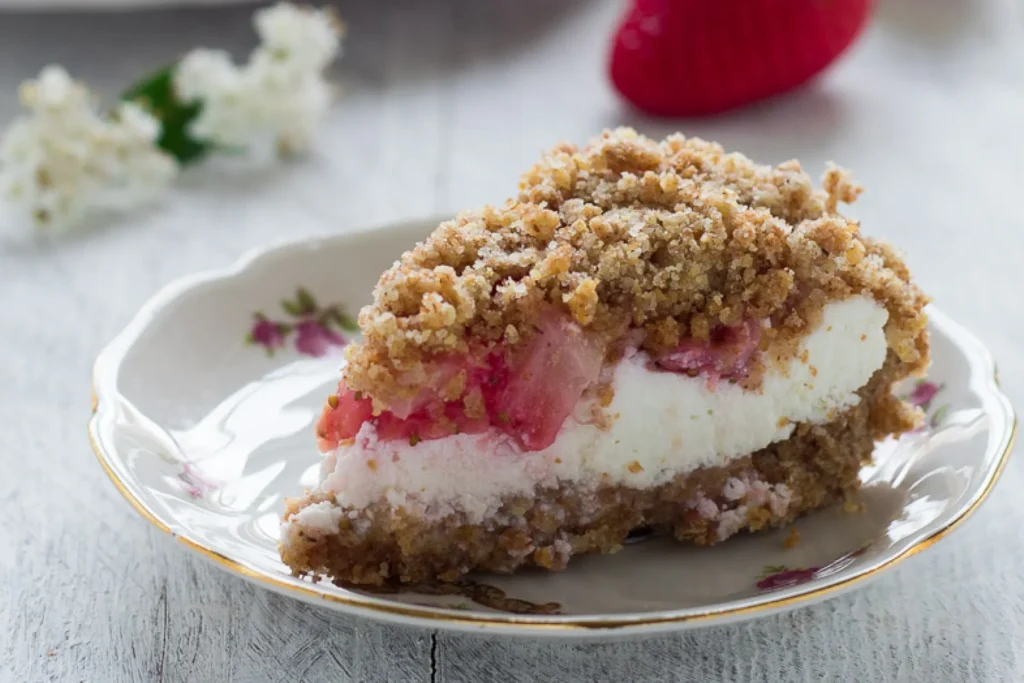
<box><xmin>280</xmin><ymin>355</ymin><xmax>915</xmax><ymax>586</ymax></box>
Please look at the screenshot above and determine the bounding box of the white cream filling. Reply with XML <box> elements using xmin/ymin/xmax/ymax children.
<box><xmin>292</xmin><ymin>295</ymin><xmax>889</xmax><ymax>526</ymax></box>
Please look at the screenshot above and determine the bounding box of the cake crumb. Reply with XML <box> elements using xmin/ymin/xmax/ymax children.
<box><xmin>843</xmin><ymin>499</ymin><xmax>866</xmax><ymax>514</ymax></box>
<box><xmin>784</xmin><ymin>527</ymin><xmax>801</xmax><ymax>549</ymax></box>
<box><xmin>822</xmin><ymin>163</ymin><xmax>864</xmax><ymax>214</ymax></box>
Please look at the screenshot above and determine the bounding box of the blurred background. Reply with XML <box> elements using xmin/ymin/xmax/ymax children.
<box><xmin>2</xmin><ymin>1</ymin><xmax>1023</xmax><ymax>680</ymax></box>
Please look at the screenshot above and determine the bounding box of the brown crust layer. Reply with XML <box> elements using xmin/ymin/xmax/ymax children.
<box><xmin>281</xmin><ymin>353</ymin><xmax>917</xmax><ymax>586</ymax></box>
<box><xmin>343</xmin><ymin>128</ymin><xmax>929</xmax><ymax>412</ymax></box>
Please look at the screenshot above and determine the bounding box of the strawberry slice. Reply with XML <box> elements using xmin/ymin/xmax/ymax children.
<box><xmin>609</xmin><ymin>0</ymin><xmax>874</xmax><ymax>117</ymax></box>
<box><xmin>317</xmin><ymin>389</ymin><xmax>373</xmax><ymax>450</ymax></box>
<box><xmin>498</xmin><ymin>313</ymin><xmax>605</xmax><ymax>450</ymax></box>
<box><xmin>384</xmin><ymin>357</ymin><xmax>471</xmax><ymax>420</ymax></box>
<box><xmin>316</xmin><ymin>312</ymin><xmax>605</xmax><ymax>453</ymax></box>
<box><xmin>654</xmin><ymin>318</ymin><xmax>761</xmax><ymax>384</ymax></box>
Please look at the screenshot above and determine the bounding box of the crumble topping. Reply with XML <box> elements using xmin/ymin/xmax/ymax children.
<box><xmin>344</xmin><ymin>127</ymin><xmax>929</xmax><ymax>410</ymax></box>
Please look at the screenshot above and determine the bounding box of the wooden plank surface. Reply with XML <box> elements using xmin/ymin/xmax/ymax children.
<box><xmin>1</xmin><ymin>0</ymin><xmax>1023</xmax><ymax>681</ymax></box>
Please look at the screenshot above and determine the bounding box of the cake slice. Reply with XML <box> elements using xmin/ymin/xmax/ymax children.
<box><xmin>280</xmin><ymin>128</ymin><xmax>929</xmax><ymax>586</ymax></box>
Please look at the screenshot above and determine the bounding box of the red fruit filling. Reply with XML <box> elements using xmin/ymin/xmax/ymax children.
<box><xmin>652</xmin><ymin>318</ymin><xmax>761</xmax><ymax>385</ymax></box>
<box><xmin>317</xmin><ymin>313</ymin><xmax>604</xmax><ymax>453</ymax></box>
<box><xmin>318</xmin><ymin>315</ymin><xmax>762</xmax><ymax>453</ymax></box>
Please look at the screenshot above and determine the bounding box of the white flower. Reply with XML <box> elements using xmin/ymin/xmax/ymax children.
<box><xmin>174</xmin><ymin>2</ymin><xmax>342</xmax><ymax>156</ymax></box>
<box><xmin>274</xmin><ymin>77</ymin><xmax>332</xmax><ymax>155</ymax></box>
<box><xmin>0</xmin><ymin>66</ymin><xmax>177</xmax><ymax>233</ymax></box>
<box><xmin>176</xmin><ymin>49</ymin><xmax>267</xmax><ymax>149</ymax></box>
<box><xmin>103</xmin><ymin>102</ymin><xmax>179</xmax><ymax>206</ymax></box>
<box><xmin>254</xmin><ymin>1</ymin><xmax>341</xmax><ymax>75</ymax></box>
<box><xmin>24</xmin><ymin>64</ymin><xmax>90</xmax><ymax>113</ymax></box>
<box><xmin>0</xmin><ymin>3</ymin><xmax>344</xmax><ymax>235</ymax></box>
<box><xmin>174</xmin><ymin>48</ymin><xmax>241</xmax><ymax>104</ymax></box>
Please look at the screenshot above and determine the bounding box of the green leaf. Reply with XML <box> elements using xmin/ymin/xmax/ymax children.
<box><xmin>281</xmin><ymin>298</ymin><xmax>303</xmax><ymax>317</ymax></box>
<box><xmin>295</xmin><ymin>287</ymin><xmax>318</xmax><ymax>315</ymax></box>
<box><xmin>930</xmin><ymin>404</ymin><xmax>950</xmax><ymax>428</ymax></box>
<box><xmin>244</xmin><ymin>331</ymin><xmax>255</xmax><ymax>345</ymax></box>
<box><xmin>337</xmin><ymin>312</ymin><xmax>358</xmax><ymax>333</ymax></box>
<box><xmin>326</xmin><ymin>307</ymin><xmax>359</xmax><ymax>332</ymax></box>
<box><xmin>759</xmin><ymin>564</ymin><xmax>789</xmax><ymax>578</ymax></box>
<box><xmin>121</xmin><ymin>63</ymin><xmax>212</xmax><ymax>165</ymax></box>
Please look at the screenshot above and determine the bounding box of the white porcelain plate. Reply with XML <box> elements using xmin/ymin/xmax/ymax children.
<box><xmin>89</xmin><ymin>216</ymin><xmax>1016</xmax><ymax>638</ymax></box>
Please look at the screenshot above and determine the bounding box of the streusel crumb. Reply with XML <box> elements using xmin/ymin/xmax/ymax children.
<box><xmin>344</xmin><ymin>127</ymin><xmax>929</xmax><ymax>410</ymax></box>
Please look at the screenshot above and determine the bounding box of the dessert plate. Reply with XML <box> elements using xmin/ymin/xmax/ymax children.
<box><xmin>88</xmin><ymin>216</ymin><xmax>1016</xmax><ymax>639</ymax></box>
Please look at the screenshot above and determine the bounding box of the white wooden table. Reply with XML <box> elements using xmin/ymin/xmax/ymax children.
<box><xmin>2</xmin><ymin>1</ymin><xmax>1022</xmax><ymax>680</ymax></box>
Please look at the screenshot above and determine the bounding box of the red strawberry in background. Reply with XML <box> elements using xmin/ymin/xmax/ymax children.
<box><xmin>609</xmin><ymin>0</ymin><xmax>875</xmax><ymax>117</ymax></box>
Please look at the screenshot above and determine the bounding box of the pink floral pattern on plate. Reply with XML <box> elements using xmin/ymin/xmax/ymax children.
<box><xmin>903</xmin><ymin>379</ymin><xmax>950</xmax><ymax>429</ymax></box>
<box><xmin>246</xmin><ymin>287</ymin><xmax>358</xmax><ymax>357</ymax></box>
<box><xmin>756</xmin><ymin>545</ymin><xmax>869</xmax><ymax>592</ymax></box>
<box><xmin>177</xmin><ymin>462</ymin><xmax>219</xmax><ymax>499</ymax></box>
